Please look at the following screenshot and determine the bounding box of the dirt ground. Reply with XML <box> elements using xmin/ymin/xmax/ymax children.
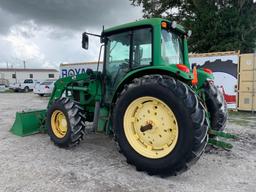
<box><xmin>0</xmin><ymin>93</ymin><xmax>255</xmax><ymax>192</ymax></box>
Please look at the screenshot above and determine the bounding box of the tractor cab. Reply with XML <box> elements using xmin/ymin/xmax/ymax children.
<box><xmin>83</xmin><ymin>18</ymin><xmax>194</xmax><ymax>102</ymax></box>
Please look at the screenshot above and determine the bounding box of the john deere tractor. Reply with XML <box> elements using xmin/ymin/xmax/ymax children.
<box><xmin>11</xmin><ymin>18</ymin><xmax>228</xmax><ymax>175</ymax></box>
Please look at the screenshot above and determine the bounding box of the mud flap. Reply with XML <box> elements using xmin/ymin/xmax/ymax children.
<box><xmin>10</xmin><ymin>110</ymin><xmax>47</xmax><ymax>136</ymax></box>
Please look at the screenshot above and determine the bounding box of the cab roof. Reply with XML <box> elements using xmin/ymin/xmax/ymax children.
<box><xmin>103</xmin><ymin>18</ymin><xmax>186</xmax><ymax>35</ymax></box>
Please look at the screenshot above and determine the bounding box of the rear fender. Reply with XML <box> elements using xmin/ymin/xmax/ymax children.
<box><xmin>111</xmin><ymin>65</ymin><xmax>194</xmax><ymax>104</ymax></box>
<box><xmin>197</xmin><ymin>69</ymin><xmax>214</xmax><ymax>88</ymax></box>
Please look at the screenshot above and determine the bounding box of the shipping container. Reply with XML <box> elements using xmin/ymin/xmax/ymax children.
<box><xmin>237</xmin><ymin>53</ymin><xmax>256</xmax><ymax>111</ymax></box>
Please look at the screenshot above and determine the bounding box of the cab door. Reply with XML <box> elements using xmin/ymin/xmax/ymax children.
<box><xmin>104</xmin><ymin>27</ymin><xmax>153</xmax><ymax>103</ymax></box>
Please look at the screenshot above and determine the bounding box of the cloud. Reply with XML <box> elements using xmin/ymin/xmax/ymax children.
<box><xmin>0</xmin><ymin>0</ymin><xmax>142</xmax><ymax>33</ymax></box>
<box><xmin>0</xmin><ymin>0</ymin><xmax>142</xmax><ymax>69</ymax></box>
<box><xmin>0</xmin><ymin>7</ymin><xmax>19</xmax><ymax>35</ymax></box>
<box><xmin>1</xmin><ymin>21</ymin><xmax>45</xmax><ymax>67</ymax></box>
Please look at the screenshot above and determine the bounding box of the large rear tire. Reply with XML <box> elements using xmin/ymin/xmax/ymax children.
<box><xmin>203</xmin><ymin>82</ymin><xmax>227</xmax><ymax>131</ymax></box>
<box><xmin>113</xmin><ymin>75</ymin><xmax>209</xmax><ymax>175</ymax></box>
<box><xmin>47</xmin><ymin>98</ymin><xmax>86</xmax><ymax>148</ymax></box>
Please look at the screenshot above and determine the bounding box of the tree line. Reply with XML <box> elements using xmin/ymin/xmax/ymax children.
<box><xmin>131</xmin><ymin>0</ymin><xmax>256</xmax><ymax>53</ymax></box>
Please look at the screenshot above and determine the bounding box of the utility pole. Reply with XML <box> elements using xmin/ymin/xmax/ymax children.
<box><xmin>6</xmin><ymin>62</ymin><xmax>9</xmax><ymax>69</ymax></box>
<box><xmin>23</xmin><ymin>60</ymin><xmax>26</xmax><ymax>69</ymax></box>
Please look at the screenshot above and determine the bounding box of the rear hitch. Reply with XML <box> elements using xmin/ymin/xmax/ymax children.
<box><xmin>207</xmin><ymin>129</ymin><xmax>238</xmax><ymax>151</ymax></box>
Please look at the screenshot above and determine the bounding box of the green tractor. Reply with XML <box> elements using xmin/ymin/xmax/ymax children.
<box><xmin>11</xmin><ymin>18</ymin><xmax>228</xmax><ymax>175</ymax></box>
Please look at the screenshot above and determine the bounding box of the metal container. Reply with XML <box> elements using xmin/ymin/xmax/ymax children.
<box><xmin>237</xmin><ymin>53</ymin><xmax>256</xmax><ymax>111</ymax></box>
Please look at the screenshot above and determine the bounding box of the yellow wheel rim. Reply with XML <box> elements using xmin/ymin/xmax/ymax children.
<box><xmin>51</xmin><ymin>110</ymin><xmax>68</xmax><ymax>138</ymax></box>
<box><xmin>124</xmin><ymin>96</ymin><xmax>179</xmax><ymax>159</ymax></box>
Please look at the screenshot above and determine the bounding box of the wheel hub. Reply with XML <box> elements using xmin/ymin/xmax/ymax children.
<box><xmin>124</xmin><ymin>96</ymin><xmax>179</xmax><ymax>159</ymax></box>
<box><xmin>51</xmin><ymin>110</ymin><xmax>68</xmax><ymax>138</ymax></box>
<box><xmin>140</xmin><ymin>123</ymin><xmax>153</xmax><ymax>132</ymax></box>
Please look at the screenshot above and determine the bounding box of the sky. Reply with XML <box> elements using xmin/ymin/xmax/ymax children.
<box><xmin>0</xmin><ymin>0</ymin><xmax>142</xmax><ymax>69</ymax></box>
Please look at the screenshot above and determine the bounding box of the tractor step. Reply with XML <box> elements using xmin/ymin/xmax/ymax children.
<box><xmin>10</xmin><ymin>110</ymin><xmax>47</xmax><ymax>136</ymax></box>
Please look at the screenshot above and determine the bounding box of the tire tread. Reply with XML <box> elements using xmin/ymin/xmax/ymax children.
<box><xmin>113</xmin><ymin>75</ymin><xmax>209</xmax><ymax>176</ymax></box>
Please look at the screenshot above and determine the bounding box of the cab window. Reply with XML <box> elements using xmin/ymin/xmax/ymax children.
<box><xmin>161</xmin><ymin>29</ymin><xmax>184</xmax><ymax>64</ymax></box>
<box><xmin>132</xmin><ymin>28</ymin><xmax>152</xmax><ymax>68</ymax></box>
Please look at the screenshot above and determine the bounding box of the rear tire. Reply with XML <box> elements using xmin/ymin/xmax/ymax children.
<box><xmin>203</xmin><ymin>82</ymin><xmax>227</xmax><ymax>131</ymax></box>
<box><xmin>113</xmin><ymin>75</ymin><xmax>209</xmax><ymax>175</ymax></box>
<box><xmin>47</xmin><ymin>98</ymin><xmax>86</xmax><ymax>148</ymax></box>
<box><xmin>39</xmin><ymin>94</ymin><xmax>44</xmax><ymax>97</ymax></box>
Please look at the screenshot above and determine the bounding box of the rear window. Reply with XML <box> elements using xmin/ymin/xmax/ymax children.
<box><xmin>24</xmin><ymin>79</ymin><xmax>33</xmax><ymax>83</ymax></box>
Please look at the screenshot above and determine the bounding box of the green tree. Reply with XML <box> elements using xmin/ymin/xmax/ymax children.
<box><xmin>131</xmin><ymin>0</ymin><xmax>256</xmax><ymax>53</ymax></box>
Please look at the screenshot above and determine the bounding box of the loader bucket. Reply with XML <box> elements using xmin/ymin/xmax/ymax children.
<box><xmin>10</xmin><ymin>110</ymin><xmax>47</xmax><ymax>136</ymax></box>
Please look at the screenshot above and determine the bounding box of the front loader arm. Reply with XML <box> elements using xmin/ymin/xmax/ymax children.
<box><xmin>48</xmin><ymin>72</ymin><xmax>102</xmax><ymax>108</ymax></box>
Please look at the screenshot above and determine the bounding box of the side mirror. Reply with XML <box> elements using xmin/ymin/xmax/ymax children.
<box><xmin>82</xmin><ymin>32</ymin><xmax>89</xmax><ymax>49</ymax></box>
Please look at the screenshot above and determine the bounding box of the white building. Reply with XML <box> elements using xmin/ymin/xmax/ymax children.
<box><xmin>0</xmin><ymin>68</ymin><xmax>59</xmax><ymax>85</ymax></box>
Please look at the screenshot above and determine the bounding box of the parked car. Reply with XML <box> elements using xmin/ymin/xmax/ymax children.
<box><xmin>0</xmin><ymin>84</ymin><xmax>8</xmax><ymax>92</ymax></box>
<box><xmin>9</xmin><ymin>79</ymin><xmax>38</xmax><ymax>92</ymax></box>
<box><xmin>33</xmin><ymin>80</ymin><xmax>56</xmax><ymax>96</ymax></box>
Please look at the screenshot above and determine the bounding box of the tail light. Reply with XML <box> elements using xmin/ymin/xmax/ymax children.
<box><xmin>45</xmin><ymin>86</ymin><xmax>49</xmax><ymax>89</ymax></box>
<box><xmin>176</xmin><ymin>64</ymin><xmax>190</xmax><ymax>73</ymax></box>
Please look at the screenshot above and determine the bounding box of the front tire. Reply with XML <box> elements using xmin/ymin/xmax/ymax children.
<box><xmin>113</xmin><ymin>75</ymin><xmax>209</xmax><ymax>175</ymax></box>
<box><xmin>47</xmin><ymin>98</ymin><xmax>86</xmax><ymax>148</ymax></box>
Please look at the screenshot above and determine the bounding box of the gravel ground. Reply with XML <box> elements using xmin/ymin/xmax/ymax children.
<box><xmin>0</xmin><ymin>93</ymin><xmax>255</xmax><ymax>192</ymax></box>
